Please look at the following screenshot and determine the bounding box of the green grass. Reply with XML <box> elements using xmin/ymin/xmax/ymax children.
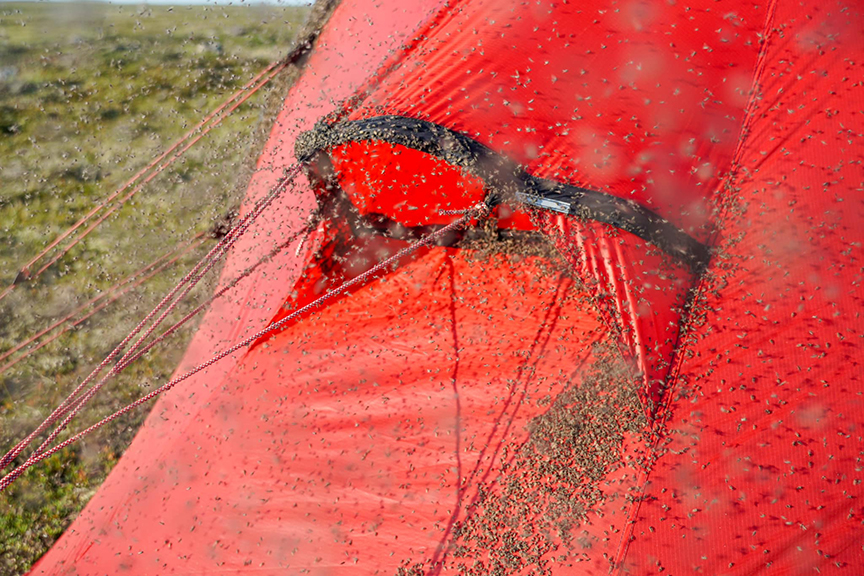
<box><xmin>0</xmin><ymin>3</ymin><xmax>308</xmax><ymax>573</ymax></box>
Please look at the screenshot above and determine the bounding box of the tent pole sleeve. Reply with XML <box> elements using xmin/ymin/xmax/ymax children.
<box><xmin>296</xmin><ymin>115</ymin><xmax>710</xmax><ymax>273</ymax></box>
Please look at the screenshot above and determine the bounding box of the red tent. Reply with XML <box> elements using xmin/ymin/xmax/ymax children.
<box><xmin>32</xmin><ymin>0</ymin><xmax>864</xmax><ymax>573</ymax></box>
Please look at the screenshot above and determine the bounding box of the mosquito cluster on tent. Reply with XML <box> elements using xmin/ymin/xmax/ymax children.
<box><xmin>3</xmin><ymin>0</ymin><xmax>863</xmax><ymax>573</ymax></box>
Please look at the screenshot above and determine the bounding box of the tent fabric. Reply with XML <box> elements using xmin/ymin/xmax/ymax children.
<box><xmin>322</xmin><ymin>0</ymin><xmax>771</xmax><ymax>396</ymax></box>
<box><xmin>622</xmin><ymin>1</ymin><xmax>864</xmax><ymax>571</ymax></box>
<box><xmin>46</xmin><ymin>247</ymin><xmax>619</xmax><ymax>575</ymax></box>
<box><xmin>32</xmin><ymin>0</ymin><xmax>864</xmax><ymax>574</ymax></box>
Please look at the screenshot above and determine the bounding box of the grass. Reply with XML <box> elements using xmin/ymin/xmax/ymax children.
<box><xmin>0</xmin><ymin>3</ymin><xmax>308</xmax><ymax>573</ymax></box>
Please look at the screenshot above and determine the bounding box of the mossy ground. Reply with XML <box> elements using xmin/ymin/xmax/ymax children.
<box><xmin>0</xmin><ymin>3</ymin><xmax>307</xmax><ymax>572</ymax></box>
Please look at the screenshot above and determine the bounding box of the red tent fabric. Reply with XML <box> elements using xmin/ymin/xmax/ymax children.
<box><xmin>33</xmin><ymin>0</ymin><xmax>863</xmax><ymax>574</ymax></box>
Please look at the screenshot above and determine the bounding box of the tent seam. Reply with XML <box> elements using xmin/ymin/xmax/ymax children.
<box><xmin>611</xmin><ymin>0</ymin><xmax>782</xmax><ymax>571</ymax></box>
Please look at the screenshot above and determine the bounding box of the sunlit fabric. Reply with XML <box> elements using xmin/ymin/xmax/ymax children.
<box><xmin>33</xmin><ymin>0</ymin><xmax>864</xmax><ymax>574</ymax></box>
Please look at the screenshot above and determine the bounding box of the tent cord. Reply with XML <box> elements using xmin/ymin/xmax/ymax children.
<box><xmin>0</xmin><ymin>201</ymin><xmax>490</xmax><ymax>492</ymax></box>
<box><xmin>112</xmin><ymin>221</ymin><xmax>317</xmax><ymax>378</ymax></box>
<box><xmin>0</xmin><ymin>233</ymin><xmax>207</xmax><ymax>376</ymax></box>
<box><xmin>0</xmin><ymin>165</ymin><xmax>302</xmax><ymax>473</ymax></box>
<box><xmin>0</xmin><ymin>59</ymin><xmax>289</xmax><ymax>304</ymax></box>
